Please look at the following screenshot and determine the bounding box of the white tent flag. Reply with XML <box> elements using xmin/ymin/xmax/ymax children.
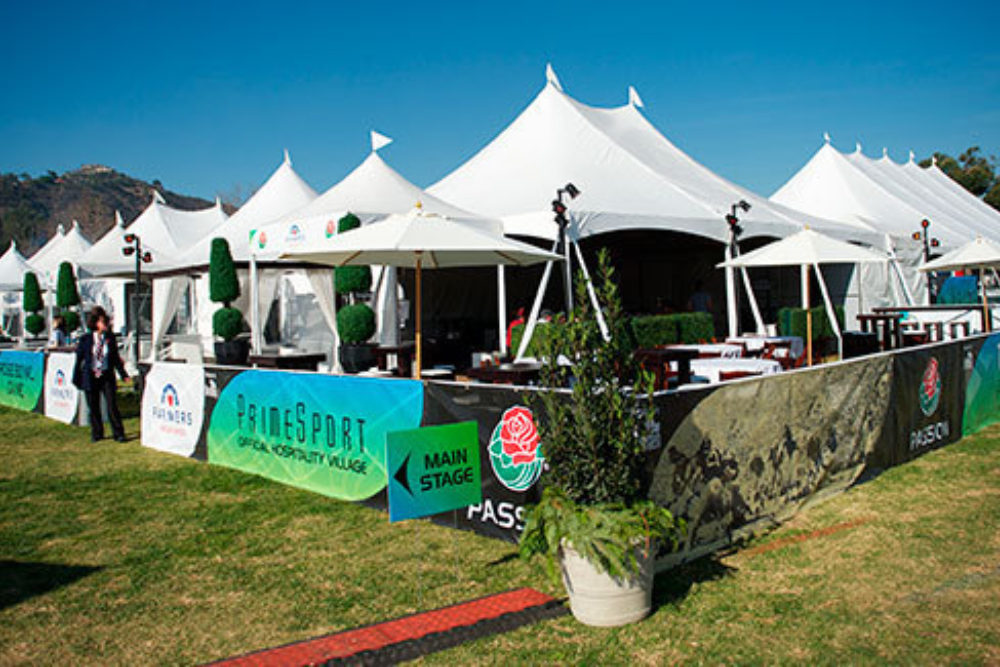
<box><xmin>370</xmin><ymin>130</ymin><xmax>394</xmax><ymax>153</ymax></box>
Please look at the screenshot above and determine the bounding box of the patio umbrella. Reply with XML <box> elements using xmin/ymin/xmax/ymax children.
<box><xmin>920</xmin><ymin>236</ymin><xmax>1000</xmax><ymax>332</ymax></box>
<box><xmin>719</xmin><ymin>228</ymin><xmax>888</xmax><ymax>364</ymax></box>
<box><xmin>280</xmin><ymin>208</ymin><xmax>561</xmax><ymax>378</ymax></box>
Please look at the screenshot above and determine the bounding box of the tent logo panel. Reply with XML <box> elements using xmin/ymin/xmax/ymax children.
<box><xmin>488</xmin><ymin>406</ymin><xmax>544</xmax><ymax>492</ymax></box>
<box><xmin>920</xmin><ymin>357</ymin><xmax>941</xmax><ymax>417</ymax></box>
<box><xmin>285</xmin><ymin>223</ymin><xmax>304</xmax><ymax>243</ymax></box>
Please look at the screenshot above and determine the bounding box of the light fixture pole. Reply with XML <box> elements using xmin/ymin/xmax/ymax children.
<box><xmin>912</xmin><ymin>218</ymin><xmax>939</xmax><ymax>304</ymax></box>
<box><xmin>552</xmin><ymin>183</ymin><xmax>581</xmax><ymax>315</ymax></box>
<box><xmin>122</xmin><ymin>233</ymin><xmax>152</xmax><ymax>367</ymax></box>
<box><xmin>725</xmin><ymin>200</ymin><xmax>751</xmax><ymax>335</ymax></box>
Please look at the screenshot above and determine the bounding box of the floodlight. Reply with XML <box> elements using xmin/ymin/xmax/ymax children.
<box><xmin>124</xmin><ymin>233</ymin><xmax>136</xmax><ymax>243</ymax></box>
<box><xmin>122</xmin><ymin>247</ymin><xmax>135</xmax><ymax>256</ymax></box>
<box><xmin>564</xmin><ymin>183</ymin><xmax>580</xmax><ymax>198</ymax></box>
<box><xmin>738</xmin><ymin>200</ymin><xmax>751</xmax><ymax>212</ymax></box>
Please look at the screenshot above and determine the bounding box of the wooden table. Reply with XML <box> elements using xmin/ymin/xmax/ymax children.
<box><xmin>857</xmin><ymin>313</ymin><xmax>903</xmax><ymax>351</ymax></box>
<box><xmin>465</xmin><ymin>362</ymin><xmax>542</xmax><ymax>386</ymax></box>
<box><xmin>248</xmin><ymin>352</ymin><xmax>327</xmax><ymax>372</ymax></box>
<box><xmin>634</xmin><ymin>347</ymin><xmax>699</xmax><ymax>389</ymax></box>
<box><xmin>374</xmin><ymin>342</ymin><xmax>415</xmax><ymax>377</ymax></box>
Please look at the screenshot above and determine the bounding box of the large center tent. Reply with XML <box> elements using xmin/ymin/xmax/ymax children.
<box><xmin>76</xmin><ymin>193</ymin><xmax>228</xmax><ymax>360</ymax></box>
<box><xmin>428</xmin><ymin>65</ymin><xmax>881</xmax><ymax>343</ymax></box>
<box><xmin>771</xmin><ymin>139</ymin><xmax>1000</xmax><ymax>326</ymax></box>
<box><xmin>146</xmin><ymin>151</ymin><xmax>318</xmax><ymax>360</ymax></box>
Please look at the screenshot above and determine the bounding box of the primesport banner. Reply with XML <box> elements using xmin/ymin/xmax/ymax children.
<box><xmin>44</xmin><ymin>352</ymin><xmax>80</xmax><ymax>424</ymax></box>
<box><xmin>141</xmin><ymin>362</ymin><xmax>206</xmax><ymax>457</ymax></box>
<box><xmin>207</xmin><ymin>370</ymin><xmax>424</xmax><ymax>501</ymax></box>
<box><xmin>0</xmin><ymin>350</ymin><xmax>45</xmax><ymax>412</ymax></box>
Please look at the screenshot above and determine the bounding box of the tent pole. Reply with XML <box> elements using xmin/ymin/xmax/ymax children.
<box><xmin>497</xmin><ymin>266</ymin><xmax>507</xmax><ymax>356</ymax></box>
<box><xmin>981</xmin><ymin>265</ymin><xmax>990</xmax><ymax>333</ymax></box>
<box><xmin>516</xmin><ymin>240</ymin><xmax>560</xmax><ymax>361</ymax></box>
<box><xmin>725</xmin><ymin>244</ymin><xmax>738</xmax><ymax>338</ymax></box>
<box><xmin>571</xmin><ymin>240</ymin><xmax>609</xmax><ymax>341</ymax></box>
<box><xmin>249</xmin><ymin>255</ymin><xmax>260</xmax><ymax>355</ymax></box>
<box><xmin>739</xmin><ymin>267</ymin><xmax>766</xmax><ymax>335</ymax></box>
<box><xmin>805</xmin><ymin>264</ymin><xmax>812</xmax><ymax>366</ymax></box>
<box><xmin>815</xmin><ymin>263</ymin><xmax>842</xmax><ymax>360</ymax></box>
<box><xmin>415</xmin><ymin>256</ymin><xmax>422</xmax><ymax>379</ymax></box>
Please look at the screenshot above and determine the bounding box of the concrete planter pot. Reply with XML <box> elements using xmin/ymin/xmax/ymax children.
<box><xmin>559</xmin><ymin>543</ymin><xmax>654</xmax><ymax>627</ymax></box>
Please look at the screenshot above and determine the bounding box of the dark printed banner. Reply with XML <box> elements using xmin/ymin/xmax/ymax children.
<box><xmin>0</xmin><ymin>350</ymin><xmax>45</xmax><ymax>412</ymax></box>
<box><xmin>207</xmin><ymin>370</ymin><xmax>424</xmax><ymax>501</ymax></box>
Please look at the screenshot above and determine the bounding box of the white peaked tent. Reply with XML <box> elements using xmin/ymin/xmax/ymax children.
<box><xmin>429</xmin><ymin>65</ymin><xmax>877</xmax><ymax>340</ymax></box>
<box><xmin>904</xmin><ymin>155</ymin><xmax>1000</xmax><ymax>227</ymax></box>
<box><xmin>0</xmin><ymin>242</ymin><xmax>37</xmax><ymax>336</ymax></box>
<box><xmin>845</xmin><ymin>147</ymin><xmax>999</xmax><ymax>244</ymax></box>
<box><xmin>146</xmin><ymin>152</ymin><xmax>318</xmax><ymax>360</ymax></box>
<box><xmin>30</xmin><ymin>221</ymin><xmax>93</xmax><ymax>285</ymax></box>
<box><xmin>429</xmin><ymin>66</ymin><xmax>873</xmax><ymax>245</ymax></box>
<box><xmin>77</xmin><ymin>195</ymin><xmax>228</xmax><ymax>277</ymax></box>
<box><xmin>249</xmin><ymin>134</ymin><xmax>490</xmax><ymax>364</ymax></box>
<box><xmin>721</xmin><ymin>228</ymin><xmax>888</xmax><ymax>362</ymax></box>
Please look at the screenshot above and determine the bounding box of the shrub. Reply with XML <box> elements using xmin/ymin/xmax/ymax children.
<box><xmin>333</xmin><ymin>213</ymin><xmax>372</xmax><ymax>294</ymax></box>
<box><xmin>209</xmin><ymin>238</ymin><xmax>240</xmax><ymax>306</ymax></box>
<box><xmin>56</xmin><ymin>262</ymin><xmax>80</xmax><ymax>308</ymax></box>
<box><xmin>508</xmin><ymin>319</ymin><xmax>566</xmax><ymax>358</ymax></box>
<box><xmin>629</xmin><ymin>314</ymin><xmax>678</xmax><ymax>348</ymax></box>
<box><xmin>337</xmin><ymin>303</ymin><xmax>376</xmax><ymax>344</ymax></box>
<box><xmin>62</xmin><ymin>310</ymin><xmax>80</xmax><ymax>332</ymax></box>
<box><xmin>778</xmin><ymin>306</ymin><xmax>845</xmax><ymax>341</ymax></box>
<box><xmin>22</xmin><ymin>272</ymin><xmax>43</xmax><ymax>313</ymax></box>
<box><xmin>25</xmin><ymin>313</ymin><xmax>45</xmax><ymax>337</ymax></box>
<box><xmin>212</xmin><ymin>307</ymin><xmax>244</xmax><ymax>341</ymax></box>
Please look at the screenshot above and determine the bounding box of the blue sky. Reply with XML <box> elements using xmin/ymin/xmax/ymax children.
<box><xmin>2</xmin><ymin>1</ymin><xmax>998</xmax><ymax>204</ymax></box>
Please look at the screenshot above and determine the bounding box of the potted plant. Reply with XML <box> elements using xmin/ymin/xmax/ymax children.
<box><xmin>209</xmin><ymin>238</ymin><xmax>249</xmax><ymax>365</ymax></box>
<box><xmin>23</xmin><ymin>271</ymin><xmax>45</xmax><ymax>339</ymax></box>
<box><xmin>334</xmin><ymin>213</ymin><xmax>376</xmax><ymax>372</ymax></box>
<box><xmin>56</xmin><ymin>261</ymin><xmax>82</xmax><ymax>334</ymax></box>
<box><xmin>518</xmin><ymin>250</ymin><xmax>684</xmax><ymax>627</ymax></box>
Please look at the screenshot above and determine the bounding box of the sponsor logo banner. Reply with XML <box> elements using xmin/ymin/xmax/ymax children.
<box><xmin>0</xmin><ymin>350</ymin><xmax>44</xmax><ymax>412</ymax></box>
<box><xmin>387</xmin><ymin>421</ymin><xmax>481</xmax><ymax>522</ymax></box>
<box><xmin>141</xmin><ymin>363</ymin><xmax>205</xmax><ymax>457</ymax></box>
<box><xmin>207</xmin><ymin>371</ymin><xmax>423</xmax><ymax>501</ymax></box>
<box><xmin>44</xmin><ymin>352</ymin><xmax>79</xmax><ymax>424</ymax></box>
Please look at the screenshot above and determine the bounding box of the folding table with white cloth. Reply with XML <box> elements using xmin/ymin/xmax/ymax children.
<box><xmin>672</xmin><ymin>358</ymin><xmax>783</xmax><ymax>384</ymax></box>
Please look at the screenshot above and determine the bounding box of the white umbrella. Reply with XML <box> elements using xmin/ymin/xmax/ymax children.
<box><xmin>280</xmin><ymin>208</ymin><xmax>561</xmax><ymax>378</ymax></box>
<box><xmin>920</xmin><ymin>236</ymin><xmax>1000</xmax><ymax>332</ymax></box>
<box><xmin>719</xmin><ymin>228</ymin><xmax>888</xmax><ymax>364</ymax></box>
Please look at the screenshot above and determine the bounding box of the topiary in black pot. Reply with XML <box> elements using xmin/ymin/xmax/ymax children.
<box><xmin>209</xmin><ymin>238</ymin><xmax>249</xmax><ymax>366</ymax></box>
<box><xmin>56</xmin><ymin>262</ymin><xmax>82</xmax><ymax>334</ymax></box>
<box><xmin>334</xmin><ymin>213</ymin><xmax>377</xmax><ymax>373</ymax></box>
<box><xmin>23</xmin><ymin>272</ymin><xmax>45</xmax><ymax>337</ymax></box>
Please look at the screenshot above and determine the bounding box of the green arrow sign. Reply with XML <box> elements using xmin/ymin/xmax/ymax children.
<box><xmin>386</xmin><ymin>421</ymin><xmax>481</xmax><ymax>523</ymax></box>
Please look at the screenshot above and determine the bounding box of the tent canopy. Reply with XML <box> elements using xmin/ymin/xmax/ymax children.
<box><xmin>161</xmin><ymin>151</ymin><xmax>318</xmax><ymax>270</ymax></box>
<box><xmin>920</xmin><ymin>237</ymin><xmax>1000</xmax><ymax>272</ymax></box>
<box><xmin>429</xmin><ymin>65</ymin><xmax>874</xmax><ymax>246</ymax></box>
<box><xmin>719</xmin><ymin>228</ymin><xmax>888</xmax><ymax>268</ymax></box>
<box><xmin>29</xmin><ymin>220</ymin><xmax>93</xmax><ymax>283</ymax></box>
<box><xmin>0</xmin><ymin>241</ymin><xmax>36</xmax><ymax>291</ymax></box>
<box><xmin>77</xmin><ymin>196</ymin><xmax>228</xmax><ymax>277</ymax></box>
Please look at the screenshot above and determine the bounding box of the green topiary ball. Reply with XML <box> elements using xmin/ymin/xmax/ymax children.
<box><xmin>62</xmin><ymin>310</ymin><xmax>81</xmax><ymax>332</ymax></box>
<box><xmin>25</xmin><ymin>313</ymin><xmax>45</xmax><ymax>337</ymax></box>
<box><xmin>213</xmin><ymin>307</ymin><xmax>245</xmax><ymax>341</ymax></box>
<box><xmin>337</xmin><ymin>303</ymin><xmax>376</xmax><ymax>344</ymax></box>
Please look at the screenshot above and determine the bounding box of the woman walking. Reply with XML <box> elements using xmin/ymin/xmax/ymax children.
<box><xmin>74</xmin><ymin>307</ymin><xmax>129</xmax><ymax>442</ymax></box>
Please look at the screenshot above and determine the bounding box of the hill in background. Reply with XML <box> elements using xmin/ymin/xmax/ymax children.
<box><xmin>0</xmin><ymin>165</ymin><xmax>236</xmax><ymax>254</ymax></box>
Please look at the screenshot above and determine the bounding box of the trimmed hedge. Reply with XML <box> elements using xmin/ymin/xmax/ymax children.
<box><xmin>56</xmin><ymin>262</ymin><xmax>80</xmax><ymax>308</ymax></box>
<box><xmin>509</xmin><ymin>311</ymin><xmax>714</xmax><ymax>356</ymax></box>
<box><xmin>213</xmin><ymin>307</ymin><xmax>244</xmax><ymax>341</ymax></box>
<box><xmin>209</xmin><ymin>238</ymin><xmax>240</xmax><ymax>306</ymax></box>
<box><xmin>777</xmin><ymin>306</ymin><xmax>845</xmax><ymax>341</ymax></box>
<box><xmin>23</xmin><ymin>272</ymin><xmax>43</xmax><ymax>313</ymax></box>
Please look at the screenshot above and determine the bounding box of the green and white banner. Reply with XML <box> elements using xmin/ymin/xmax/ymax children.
<box><xmin>0</xmin><ymin>350</ymin><xmax>44</xmax><ymax>412</ymax></box>
<box><xmin>207</xmin><ymin>370</ymin><xmax>424</xmax><ymax>501</ymax></box>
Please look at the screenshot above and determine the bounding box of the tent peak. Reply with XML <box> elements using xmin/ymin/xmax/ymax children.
<box><xmin>823</xmin><ymin>131</ymin><xmax>831</xmax><ymax>144</ymax></box>
<box><xmin>545</xmin><ymin>63</ymin><xmax>563</xmax><ymax>91</ymax></box>
<box><xmin>71</xmin><ymin>219</ymin><xmax>81</xmax><ymax>230</ymax></box>
<box><xmin>152</xmin><ymin>189</ymin><xmax>166</xmax><ymax>204</ymax></box>
<box><xmin>908</xmin><ymin>150</ymin><xmax>916</xmax><ymax>164</ymax></box>
<box><xmin>854</xmin><ymin>141</ymin><xmax>863</xmax><ymax>155</ymax></box>
<box><xmin>882</xmin><ymin>146</ymin><xmax>889</xmax><ymax>159</ymax></box>
<box><xmin>283</xmin><ymin>148</ymin><xmax>291</xmax><ymax>165</ymax></box>
<box><xmin>627</xmin><ymin>85</ymin><xmax>644</xmax><ymax>108</ymax></box>
<box><xmin>214</xmin><ymin>195</ymin><xmax>223</xmax><ymax>208</ymax></box>
<box><xmin>56</xmin><ymin>223</ymin><xmax>65</xmax><ymax>236</ymax></box>
<box><xmin>114</xmin><ymin>210</ymin><xmax>125</xmax><ymax>228</ymax></box>
<box><xmin>371</xmin><ymin>130</ymin><xmax>394</xmax><ymax>153</ymax></box>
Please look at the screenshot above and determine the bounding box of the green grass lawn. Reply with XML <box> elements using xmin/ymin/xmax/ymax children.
<box><xmin>1</xmin><ymin>399</ymin><xmax>998</xmax><ymax>665</ymax></box>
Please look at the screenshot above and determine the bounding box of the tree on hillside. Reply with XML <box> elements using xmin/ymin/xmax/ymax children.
<box><xmin>920</xmin><ymin>146</ymin><xmax>999</xmax><ymax>212</ymax></box>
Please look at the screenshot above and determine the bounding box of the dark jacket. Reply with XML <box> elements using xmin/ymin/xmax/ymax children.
<box><xmin>73</xmin><ymin>331</ymin><xmax>128</xmax><ymax>391</ymax></box>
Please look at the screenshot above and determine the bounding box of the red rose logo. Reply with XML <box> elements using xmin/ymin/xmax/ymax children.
<box><xmin>499</xmin><ymin>406</ymin><xmax>540</xmax><ymax>465</ymax></box>
<box><xmin>922</xmin><ymin>358</ymin><xmax>939</xmax><ymax>398</ymax></box>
